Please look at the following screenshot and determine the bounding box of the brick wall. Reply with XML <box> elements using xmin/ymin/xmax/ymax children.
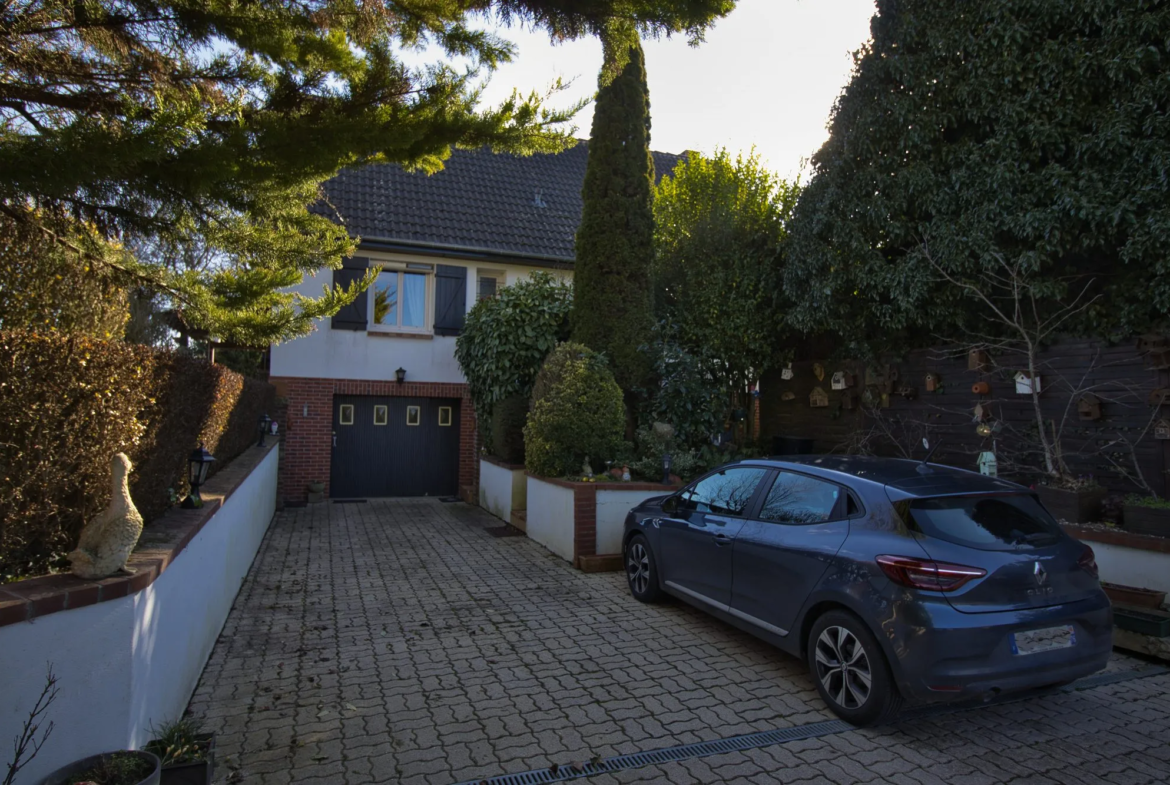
<box><xmin>271</xmin><ymin>376</ymin><xmax>478</xmax><ymax>503</ymax></box>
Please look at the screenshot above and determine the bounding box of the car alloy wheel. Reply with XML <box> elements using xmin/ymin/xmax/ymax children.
<box><xmin>627</xmin><ymin>542</ymin><xmax>651</xmax><ymax>595</ymax></box>
<box><xmin>814</xmin><ymin>626</ymin><xmax>872</xmax><ymax>710</ymax></box>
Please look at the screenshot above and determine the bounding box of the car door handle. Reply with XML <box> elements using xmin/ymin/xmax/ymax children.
<box><xmin>714</xmin><ymin>533</ymin><xmax>731</xmax><ymax>546</ymax></box>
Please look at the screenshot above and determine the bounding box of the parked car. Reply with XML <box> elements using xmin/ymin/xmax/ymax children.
<box><xmin>622</xmin><ymin>455</ymin><xmax>1112</xmax><ymax>725</ymax></box>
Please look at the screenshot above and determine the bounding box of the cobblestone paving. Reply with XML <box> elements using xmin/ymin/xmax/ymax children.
<box><xmin>188</xmin><ymin>499</ymin><xmax>1170</xmax><ymax>785</ymax></box>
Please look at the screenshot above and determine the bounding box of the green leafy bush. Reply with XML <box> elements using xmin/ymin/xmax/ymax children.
<box><xmin>0</xmin><ymin>330</ymin><xmax>275</xmax><ymax>582</ymax></box>
<box><xmin>628</xmin><ymin>424</ymin><xmax>702</xmax><ymax>482</ymax></box>
<box><xmin>524</xmin><ymin>343</ymin><xmax>626</xmax><ymax>478</ymax></box>
<box><xmin>454</xmin><ymin>272</ymin><xmax>572</xmax><ymax>422</ymax></box>
<box><xmin>489</xmin><ymin>393</ymin><xmax>528</xmax><ymax>465</ymax></box>
<box><xmin>1125</xmin><ymin>494</ymin><xmax>1170</xmax><ymax>509</ymax></box>
<box><xmin>638</xmin><ymin>324</ymin><xmax>725</xmax><ymax>450</ymax></box>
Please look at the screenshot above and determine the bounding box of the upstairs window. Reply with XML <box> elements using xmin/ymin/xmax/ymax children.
<box><xmin>372</xmin><ymin>268</ymin><xmax>429</xmax><ymax>332</ymax></box>
<box><xmin>477</xmin><ymin>270</ymin><xmax>505</xmax><ymax>301</ymax></box>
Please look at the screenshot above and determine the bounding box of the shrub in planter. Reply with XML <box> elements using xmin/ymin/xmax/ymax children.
<box><xmin>524</xmin><ymin>343</ymin><xmax>625</xmax><ymax>478</ymax></box>
<box><xmin>40</xmin><ymin>750</ymin><xmax>160</xmax><ymax>785</ymax></box>
<box><xmin>1122</xmin><ymin>495</ymin><xmax>1170</xmax><ymax>538</ymax></box>
<box><xmin>145</xmin><ymin>716</ymin><xmax>215</xmax><ymax>785</ymax></box>
<box><xmin>1035</xmin><ymin>481</ymin><xmax>1107</xmax><ymax>524</ymax></box>
<box><xmin>489</xmin><ymin>393</ymin><xmax>528</xmax><ymax>465</ymax></box>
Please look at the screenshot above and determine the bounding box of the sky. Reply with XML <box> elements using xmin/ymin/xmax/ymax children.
<box><xmin>467</xmin><ymin>0</ymin><xmax>878</xmax><ymax>180</ymax></box>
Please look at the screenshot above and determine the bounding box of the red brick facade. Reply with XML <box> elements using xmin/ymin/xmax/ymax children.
<box><xmin>271</xmin><ymin>376</ymin><xmax>477</xmax><ymax>503</ymax></box>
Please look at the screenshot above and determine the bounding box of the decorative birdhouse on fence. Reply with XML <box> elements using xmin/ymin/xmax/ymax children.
<box><xmin>925</xmin><ymin>372</ymin><xmax>941</xmax><ymax>392</ymax></box>
<box><xmin>1014</xmin><ymin>372</ymin><xmax>1042</xmax><ymax>395</ymax></box>
<box><xmin>978</xmin><ymin>451</ymin><xmax>998</xmax><ymax>477</ymax></box>
<box><xmin>973</xmin><ymin>403</ymin><xmax>988</xmax><ymax>422</ymax></box>
<box><xmin>972</xmin><ymin>381</ymin><xmax>992</xmax><ymax>396</ymax></box>
<box><xmin>780</xmin><ymin>362</ymin><xmax>794</xmax><ymax>381</ymax></box>
<box><xmin>813</xmin><ymin>362</ymin><xmax>825</xmax><ymax>381</ymax></box>
<box><xmin>897</xmin><ymin>386</ymin><xmax>918</xmax><ymax>400</ymax></box>
<box><xmin>781</xmin><ymin>391</ymin><xmax>796</xmax><ymax>402</ymax></box>
<box><xmin>831</xmin><ymin>370</ymin><xmax>853</xmax><ymax>391</ymax></box>
<box><xmin>1148</xmin><ymin>388</ymin><xmax>1169</xmax><ymax>407</ymax></box>
<box><xmin>968</xmin><ymin>349</ymin><xmax>991</xmax><ymax>371</ymax></box>
<box><xmin>809</xmin><ymin>387</ymin><xmax>830</xmax><ymax>408</ymax></box>
<box><xmin>842</xmin><ymin>390</ymin><xmax>858</xmax><ymax>410</ymax></box>
<box><xmin>1156</xmin><ymin>419</ymin><xmax>1170</xmax><ymax>440</ymax></box>
<box><xmin>1138</xmin><ymin>334</ymin><xmax>1170</xmax><ymax>369</ymax></box>
<box><xmin>1078</xmin><ymin>394</ymin><xmax>1101</xmax><ymax>421</ymax></box>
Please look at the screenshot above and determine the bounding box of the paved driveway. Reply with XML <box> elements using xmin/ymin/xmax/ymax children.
<box><xmin>189</xmin><ymin>499</ymin><xmax>1170</xmax><ymax>785</ymax></box>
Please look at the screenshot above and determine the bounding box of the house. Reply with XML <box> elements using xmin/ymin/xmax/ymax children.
<box><xmin>270</xmin><ymin>143</ymin><xmax>682</xmax><ymax>503</ymax></box>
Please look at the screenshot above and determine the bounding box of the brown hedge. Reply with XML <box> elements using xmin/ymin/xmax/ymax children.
<box><xmin>0</xmin><ymin>330</ymin><xmax>275</xmax><ymax>582</ymax></box>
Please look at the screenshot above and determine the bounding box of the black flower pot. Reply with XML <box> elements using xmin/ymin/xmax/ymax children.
<box><xmin>39</xmin><ymin>750</ymin><xmax>160</xmax><ymax>785</ymax></box>
<box><xmin>153</xmin><ymin>733</ymin><xmax>215</xmax><ymax>785</ymax></box>
<box><xmin>1036</xmin><ymin>485</ymin><xmax>1106</xmax><ymax>524</ymax></box>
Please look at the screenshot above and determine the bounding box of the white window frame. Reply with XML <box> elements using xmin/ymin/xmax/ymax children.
<box><xmin>369</xmin><ymin>262</ymin><xmax>434</xmax><ymax>334</ymax></box>
<box><xmin>476</xmin><ymin>269</ymin><xmax>506</xmax><ymax>302</ymax></box>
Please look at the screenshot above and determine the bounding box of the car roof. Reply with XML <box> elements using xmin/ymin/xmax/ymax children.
<box><xmin>736</xmin><ymin>455</ymin><xmax>1027</xmax><ymax>499</ymax></box>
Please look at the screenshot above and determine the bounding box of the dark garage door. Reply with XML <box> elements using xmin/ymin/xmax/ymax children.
<box><xmin>330</xmin><ymin>396</ymin><xmax>460</xmax><ymax>497</ymax></box>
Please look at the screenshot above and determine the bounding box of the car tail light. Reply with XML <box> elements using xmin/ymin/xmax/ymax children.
<box><xmin>876</xmin><ymin>555</ymin><xmax>987</xmax><ymax>592</ymax></box>
<box><xmin>1077</xmin><ymin>545</ymin><xmax>1099</xmax><ymax>578</ymax></box>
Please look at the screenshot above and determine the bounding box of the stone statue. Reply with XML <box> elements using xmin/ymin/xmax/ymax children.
<box><xmin>69</xmin><ymin>453</ymin><xmax>144</xmax><ymax>579</ymax></box>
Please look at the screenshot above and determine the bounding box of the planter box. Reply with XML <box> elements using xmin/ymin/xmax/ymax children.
<box><xmin>41</xmin><ymin>751</ymin><xmax>161</xmax><ymax>785</ymax></box>
<box><xmin>1114</xmin><ymin>605</ymin><xmax>1170</xmax><ymax>638</ymax></box>
<box><xmin>526</xmin><ymin>474</ymin><xmax>679</xmax><ymax>567</ymax></box>
<box><xmin>1123</xmin><ymin>504</ymin><xmax>1170</xmax><ymax>538</ymax></box>
<box><xmin>1102</xmin><ymin>582</ymin><xmax>1167</xmax><ymax>609</ymax></box>
<box><xmin>478</xmin><ymin>458</ymin><xmax>526</xmax><ymax>526</ymax></box>
<box><xmin>157</xmin><ymin>734</ymin><xmax>215</xmax><ymax>785</ymax></box>
<box><xmin>1036</xmin><ymin>485</ymin><xmax>1106</xmax><ymax>524</ymax></box>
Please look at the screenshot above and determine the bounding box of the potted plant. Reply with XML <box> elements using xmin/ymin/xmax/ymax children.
<box><xmin>307</xmin><ymin>480</ymin><xmax>325</xmax><ymax>494</ymax></box>
<box><xmin>1035</xmin><ymin>477</ymin><xmax>1107</xmax><ymax>525</ymax></box>
<box><xmin>1122</xmin><ymin>494</ymin><xmax>1170</xmax><ymax>538</ymax></box>
<box><xmin>39</xmin><ymin>750</ymin><xmax>160</xmax><ymax>785</ymax></box>
<box><xmin>144</xmin><ymin>717</ymin><xmax>215</xmax><ymax>785</ymax></box>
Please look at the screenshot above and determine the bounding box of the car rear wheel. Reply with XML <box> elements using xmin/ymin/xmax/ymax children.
<box><xmin>808</xmin><ymin>610</ymin><xmax>902</xmax><ymax>726</ymax></box>
<box><xmin>625</xmin><ymin>535</ymin><xmax>664</xmax><ymax>603</ymax></box>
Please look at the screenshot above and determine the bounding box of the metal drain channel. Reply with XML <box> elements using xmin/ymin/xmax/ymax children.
<box><xmin>453</xmin><ymin>665</ymin><xmax>1168</xmax><ymax>785</ymax></box>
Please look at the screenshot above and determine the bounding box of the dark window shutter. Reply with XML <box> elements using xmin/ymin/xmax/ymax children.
<box><xmin>433</xmin><ymin>265</ymin><xmax>467</xmax><ymax>336</ymax></box>
<box><xmin>330</xmin><ymin>257</ymin><xmax>369</xmax><ymax>331</ymax></box>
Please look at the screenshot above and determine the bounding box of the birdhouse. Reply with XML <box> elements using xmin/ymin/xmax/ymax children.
<box><xmin>780</xmin><ymin>363</ymin><xmax>794</xmax><ymax>381</ymax></box>
<box><xmin>1156</xmin><ymin>419</ymin><xmax>1170</xmax><ymax>440</ymax></box>
<box><xmin>968</xmin><ymin>349</ymin><xmax>990</xmax><ymax>371</ymax></box>
<box><xmin>831</xmin><ymin>370</ymin><xmax>853</xmax><ymax>390</ymax></box>
<box><xmin>925</xmin><ymin>372</ymin><xmax>941</xmax><ymax>392</ymax></box>
<box><xmin>897</xmin><ymin>386</ymin><xmax>918</xmax><ymax>400</ymax></box>
<box><xmin>842</xmin><ymin>390</ymin><xmax>858</xmax><ymax>410</ymax></box>
<box><xmin>813</xmin><ymin>362</ymin><xmax>825</xmax><ymax>381</ymax></box>
<box><xmin>978</xmin><ymin>451</ymin><xmax>998</xmax><ymax>477</ymax></box>
<box><xmin>1138</xmin><ymin>334</ymin><xmax>1170</xmax><ymax>368</ymax></box>
<box><xmin>972</xmin><ymin>381</ymin><xmax>991</xmax><ymax>396</ymax></box>
<box><xmin>810</xmin><ymin>387</ymin><xmax>830</xmax><ymax>408</ymax></box>
<box><xmin>973</xmin><ymin>403</ymin><xmax>988</xmax><ymax>422</ymax></box>
<box><xmin>781</xmin><ymin>391</ymin><xmax>796</xmax><ymax>402</ymax></box>
<box><xmin>1078</xmin><ymin>394</ymin><xmax>1101</xmax><ymax>421</ymax></box>
<box><xmin>1149</xmin><ymin>388</ymin><xmax>1169</xmax><ymax>407</ymax></box>
<box><xmin>1014</xmin><ymin>372</ymin><xmax>1042</xmax><ymax>395</ymax></box>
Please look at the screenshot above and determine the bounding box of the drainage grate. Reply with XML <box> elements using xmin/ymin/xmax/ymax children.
<box><xmin>485</xmin><ymin>525</ymin><xmax>526</xmax><ymax>538</ymax></box>
<box><xmin>452</xmin><ymin>665</ymin><xmax>1168</xmax><ymax>785</ymax></box>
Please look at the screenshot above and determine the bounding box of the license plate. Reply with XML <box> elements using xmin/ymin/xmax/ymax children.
<box><xmin>1011</xmin><ymin>625</ymin><xmax>1076</xmax><ymax>655</ymax></box>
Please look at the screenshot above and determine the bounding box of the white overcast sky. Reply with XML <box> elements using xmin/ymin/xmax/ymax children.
<box><xmin>465</xmin><ymin>0</ymin><xmax>878</xmax><ymax>180</ymax></box>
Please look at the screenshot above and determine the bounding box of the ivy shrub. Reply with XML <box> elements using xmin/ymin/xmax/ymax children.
<box><xmin>454</xmin><ymin>271</ymin><xmax>572</xmax><ymax>444</ymax></box>
<box><xmin>0</xmin><ymin>330</ymin><xmax>275</xmax><ymax>582</ymax></box>
<box><xmin>489</xmin><ymin>393</ymin><xmax>528</xmax><ymax>465</ymax></box>
<box><xmin>524</xmin><ymin>343</ymin><xmax>626</xmax><ymax>478</ymax></box>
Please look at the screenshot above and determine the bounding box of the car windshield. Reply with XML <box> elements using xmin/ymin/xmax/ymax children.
<box><xmin>904</xmin><ymin>494</ymin><xmax>1062</xmax><ymax>551</ymax></box>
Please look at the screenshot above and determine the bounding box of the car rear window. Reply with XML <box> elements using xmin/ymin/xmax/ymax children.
<box><xmin>902</xmin><ymin>494</ymin><xmax>1062</xmax><ymax>551</ymax></box>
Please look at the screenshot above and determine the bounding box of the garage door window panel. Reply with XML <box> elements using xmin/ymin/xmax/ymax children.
<box><xmin>406</xmin><ymin>406</ymin><xmax>421</xmax><ymax>426</ymax></box>
<box><xmin>373</xmin><ymin>405</ymin><xmax>388</xmax><ymax>426</ymax></box>
<box><xmin>438</xmin><ymin>406</ymin><xmax>452</xmax><ymax>426</ymax></box>
<box><xmin>339</xmin><ymin>404</ymin><xmax>354</xmax><ymax>425</ymax></box>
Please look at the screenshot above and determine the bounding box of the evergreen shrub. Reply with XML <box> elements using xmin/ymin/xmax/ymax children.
<box><xmin>489</xmin><ymin>393</ymin><xmax>528</xmax><ymax>465</ymax></box>
<box><xmin>0</xmin><ymin>330</ymin><xmax>275</xmax><ymax>582</ymax></box>
<box><xmin>524</xmin><ymin>343</ymin><xmax>626</xmax><ymax>478</ymax></box>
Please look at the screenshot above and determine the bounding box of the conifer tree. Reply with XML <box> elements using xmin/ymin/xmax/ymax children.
<box><xmin>571</xmin><ymin>26</ymin><xmax>656</xmax><ymax>392</ymax></box>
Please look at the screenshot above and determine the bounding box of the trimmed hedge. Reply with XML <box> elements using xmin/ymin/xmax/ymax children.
<box><xmin>524</xmin><ymin>343</ymin><xmax>626</xmax><ymax>478</ymax></box>
<box><xmin>0</xmin><ymin>330</ymin><xmax>275</xmax><ymax>582</ymax></box>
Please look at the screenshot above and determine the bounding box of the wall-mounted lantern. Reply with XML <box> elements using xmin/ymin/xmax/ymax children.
<box><xmin>395</xmin><ymin>367</ymin><xmax>407</xmax><ymax>384</ymax></box>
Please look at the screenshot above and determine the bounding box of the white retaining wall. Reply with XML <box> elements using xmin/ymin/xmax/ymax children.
<box><xmin>1091</xmin><ymin>540</ymin><xmax>1170</xmax><ymax>596</ymax></box>
<box><xmin>479</xmin><ymin>460</ymin><xmax>526</xmax><ymax>525</ymax></box>
<box><xmin>525</xmin><ymin>477</ymin><xmax>575</xmax><ymax>562</ymax></box>
<box><xmin>0</xmin><ymin>446</ymin><xmax>279</xmax><ymax>784</ymax></box>
<box><xmin>595</xmin><ymin>489</ymin><xmax>670</xmax><ymax>556</ymax></box>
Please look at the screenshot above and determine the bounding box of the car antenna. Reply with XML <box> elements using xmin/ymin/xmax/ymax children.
<box><xmin>917</xmin><ymin>438</ymin><xmax>941</xmax><ymax>473</ymax></box>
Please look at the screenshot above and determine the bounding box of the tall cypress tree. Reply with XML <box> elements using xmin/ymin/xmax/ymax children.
<box><xmin>571</xmin><ymin>29</ymin><xmax>656</xmax><ymax>393</ymax></box>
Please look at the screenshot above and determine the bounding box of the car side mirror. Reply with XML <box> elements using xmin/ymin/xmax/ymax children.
<box><xmin>662</xmin><ymin>496</ymin><xmax>679</xmax><ymax>516</ymax></box>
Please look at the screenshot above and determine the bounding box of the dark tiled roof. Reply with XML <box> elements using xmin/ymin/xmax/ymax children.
<box><xmin>319</xmin><ymin>143</ymin><xmax>682</xmax><ymax>264</ymax></box>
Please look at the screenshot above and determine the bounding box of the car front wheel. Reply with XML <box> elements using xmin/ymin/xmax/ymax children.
<box><xmin>625</xmin><ymin>534</ymin><xmax>664</xmax><ymax>603</ymax></box>
<box><xmin>808</xmin><ymin>610</ymin><xmax>902</xmax><ymax>726</ymax></box>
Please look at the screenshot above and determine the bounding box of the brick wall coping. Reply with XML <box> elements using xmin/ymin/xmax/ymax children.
<box><xmin>0</xmin><ymin>441</ymin><xmax>279</xmax><ymax>628</ymax></box>
<box><xmin>1063</xmin><ymin>523</ymin><xmax>1170</xmax><ymax>555</ymax></box>
<box><xmin>527</xmin><ymin>472</ymin><xmax>682</xmax><ymax>493</ymax></box>
<box><xmin>481</xmin><ymin>455</ymin><xmax>525</xmax><ymax>471</ymax></box>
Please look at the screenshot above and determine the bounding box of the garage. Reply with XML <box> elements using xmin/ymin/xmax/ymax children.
<box><xmin>329</xmin><ymin>395</ymin><xmax>460</xmax><ymax>497</ymax></box>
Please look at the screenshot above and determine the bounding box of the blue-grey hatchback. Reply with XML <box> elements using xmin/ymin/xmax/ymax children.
<box><xmin>622</xmin><ymin>456</ymin><xmax>1112</xmax><ymax>725</ymax></box>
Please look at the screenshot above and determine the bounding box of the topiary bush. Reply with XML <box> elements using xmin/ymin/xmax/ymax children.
<box><xmin>489</xmin><ymin>393</ymin><xmax>528</xmax><ymax>465</ymax></box>
<box><xmin>0</xmin><ymin>330</ymin><xmax>275</xmax><ymax>582</ymax></box>
<box><xmin>524</xmin><ymin>343</ymin><xmax>626</xmax><ymax>478</ymax></box>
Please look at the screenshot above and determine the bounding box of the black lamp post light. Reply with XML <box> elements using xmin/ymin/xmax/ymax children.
<box><xmin>662</xmin><ymin>452</ymin><xmax>673</xmax><ymax>485</ymax></box>
<box><xmin>182</xmin><ymin>444</ymin><xmax>216</xmax><ymax>509</ymax></box>
<box><xmin>257</xmin><ymin>413</ymin><xmax>271</xmax><ymax>447</ymax></box>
